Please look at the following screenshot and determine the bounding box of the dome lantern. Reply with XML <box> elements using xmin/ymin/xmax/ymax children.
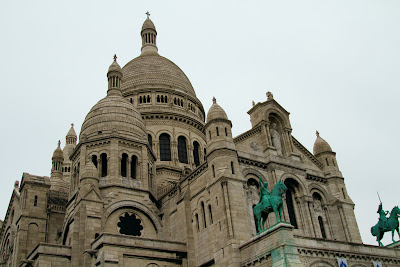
<box><xmin>107</xmin><ymin>54</ymin><xmax>123</xmax><ymax>97</ymax></box>
<box><xmin>141</xmin><ymin>12</ymin><xmax>158</xmax><ymax>55</ymax></box>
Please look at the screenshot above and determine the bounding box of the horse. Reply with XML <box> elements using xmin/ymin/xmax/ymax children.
<box><xmin>371</xmin><ymin>205</ymin><xmax>400</xmax><ymax>246</ymax></box>
<box><xmin>253</xmin><ymin>180</ymin><xmax>288</xmax><ymax>234</ymax></box>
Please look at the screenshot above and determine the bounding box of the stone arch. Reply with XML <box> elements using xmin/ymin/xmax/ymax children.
<box><xmin>281</xmin><ymin>175</ymin><xmax>305</xmax><ymax>230</ymax></box>
<box><xmin>103</xmin><ymin>200</ymin><xmax>162</xmax><ymax>232</ymax></box>
<box><xmin>280</xmin><ymin>173</ymin><xmax>307</xmax><ymax>196</ymax></box>
<box><xmin>265</xmin><ymin>108</ymin><xmax>290</xmax><ymax>127</ymax></box>
<box><xmin>308</xmin><ymin>183</ymin><xmax>330</xmax><ymax>202</ymax></box>
<box><xmin>242</xmin><ymin>168</ymin><xmax>267</xmax><ymax>182</ymax></box>
<box><xmin>155</xmin><ymin>129</ymin><xmax>173</xmax><ymax>139</ymax></box>
<box><xmin>310</xmin><ymin>260</ymin><xmax>335</xmax><ymax>267</ymax></box>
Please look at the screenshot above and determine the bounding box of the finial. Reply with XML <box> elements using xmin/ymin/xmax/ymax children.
<box><xmin>71</xmin><ymin>123</ymin><xmax>74</xmax><ymax>127</ymax></box>
<box><xmin>58</xmin><ymin>140</ymin><xmax>61</xmax><ymax>147</ymax></box>
<box><xmin>252</xmin><ymin>100</ymin><xmax>255</xmax><ymax>106</ymax></box>
<box><xmin>113</xmin><ymin>54</ymin><xmax>117</xmax><ymax>62</ymax></box>
<box><xmin>266</xmin><ymin>91</ymin><xmax>274</xmax><ymax>100</ymax></box>
<box><xmin>146</xmin><ymin>11</ymin><xmax>150</xmax><ymax>19</ymax></box>
<box><xmin>316</xmin><ymin>131</ymin><xmax>319</xmax><ymax>137</ymax></box>
<box><xmin>212</xmin><ymin>97</ymin><xmax>216</xmax><ymax>104</ymax></box>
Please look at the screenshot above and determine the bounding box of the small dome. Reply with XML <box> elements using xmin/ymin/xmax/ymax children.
<box><xmin>206</xmin><ymin>97</ymin><xmax>228</xmax><ymax>123</ymax></box>
<box><xmin>80</xmin><ymin>95</ymin><xmax>146</xmax><ymax>141</ymax></box>
<box><xmin>142</xmin><ymin>18</ymin><xmax>156</xmax><ymax>31</ymax></box>
<box><xmin>52</xmin><ymin>141</ymin><xmax>64</xmax><ymax>159</ymax></box>
<box><xmin>108</xmin><ymin>55</ymin><xmax>122</xmax><ymax>73</ymax></box>
<box><xmin>66</xmin><ymin>123</ymin><xmax>77</xmax><ymax>138</ymax></box>
<box><xmin>313</xmin><ymin>131</ymin><xmax>333</xmax><ymax>156</ymax></box>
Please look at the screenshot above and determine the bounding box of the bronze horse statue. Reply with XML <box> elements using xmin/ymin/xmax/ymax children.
<box><xmin>253</xmin><ymin>180</ymin><xmax>287</xmax><ymax>234</ymax></box>
<box><xmin>371</xmin><ymin>205</ymin><xmax>400</xmax><ymax>246</ymax></box>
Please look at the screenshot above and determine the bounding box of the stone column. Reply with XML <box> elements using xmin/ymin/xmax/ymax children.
<box><xmin>221</xmin><ymin>181</ymin><xmax>234</xmax><ymax>237</ymax></box>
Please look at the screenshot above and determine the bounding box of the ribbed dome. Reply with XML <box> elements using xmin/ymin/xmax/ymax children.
<box><xmin>121</xmin><ymin>54</ymin><xmax>196</xmax><ymax>97</ymax></box>
<box><xmin>313</xmin><ymin>131</ymin><xmax>333</xmax><ymax>156</ymax></box>
<box><xmin>206</xmin><ymin>97</ymin><xmax>228</xmax><ymax>123</ymax></box>
<box><xmin>80</xmin><ymin>95</ymin><xmax>146</xmax><ymax>141</ymax></box>
<box><xmin>52</xmin><ymin>142</ymin><xmax>64</xmax><ymax>159</ymax></box>
<box><xmin>142</xmin><ymin>18</ymin><xmax>156</xmax><ymax>31</ymax></box>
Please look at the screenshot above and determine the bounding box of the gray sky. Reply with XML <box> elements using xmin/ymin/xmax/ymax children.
<box><xmin>1</xmin><ymin>0</ymin><xmax>399</xmax><ymax>246</ymax></box>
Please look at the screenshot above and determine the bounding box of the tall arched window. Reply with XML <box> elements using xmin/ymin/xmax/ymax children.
<box><xmin>148</xmin><ymin>134</ymin><xmax>153</xmax><ymax>150</ymax></box>
<box><xmin>193</xmin><ymin>141</ymin><xmax>200</xmax><ymax>167</ymax></box>
<box><xmin>121</xmin><ymin>153</ymin><xmax>128</xmax><ymax>177</ymax></box>
<box><xmin>131</xmin><ymin>155</ymin><xmax>137</xmax><ymax>179</ymax></box>
<box><xmin>178</xmin><ymin>136</ymin><xmax>188</xmax><ymax>163</ymax></box>
<box><xmin>284</xmin><ymin>179</ymin><xmax>300</xmax><ymax>229</ymax></box>
<box><xmin>318</xmin><ymin>216</ymin><xmax>326</xmax><ymax>239</ymax></box>
<box><xmin>159</xmin><ymin>133</ymin><xmax>171</xmax><ymax>161</ymax></box>
<box><xmin>208</xmin><ymin>204</ymin><xmax>213</xmax><ymax>224</ymax></box>
<box><xmin>101</xmin><ymin>153</ymin><xmax>108</xmax><ymax>177</ymax></box>
<box><xmin>231</xmin><ymin>161</ymin><xmax>234</xmax><ymax>174</ymax></box>
<box><xmin>201</xmin><ymin>201</ymin><xmax>207</xmax><ymax>228</ymax></box>
<box><xmin>92</xmin><ymin>155</ymin><xmax>98</xmax><ymax>168</ymax></box>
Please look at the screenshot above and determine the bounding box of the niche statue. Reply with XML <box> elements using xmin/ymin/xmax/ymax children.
<box><xmin>253</xmin><ymin>174</ymin><xmax>288</xmax><ymax>234</ymax></box>
<box><xmin>270</xmin><ymin>123</ymin><xmax>283</xmax><ymax>155</ymax></box>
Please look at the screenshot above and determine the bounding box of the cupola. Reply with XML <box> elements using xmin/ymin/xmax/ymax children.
<box><xmin>107</xmin><ymin>54</ymin><xmax>123</xmax><ymax>97</ymax></box>
<box><xmin>141</xmin><ymin>11</ymin><xmax>158</xmax><ymax>55</ymax></box>
<box><xmin>66</xmin><ymin>123</ymin><xmax>77</xmax><ymax>145</ymax></box>
<box><xmin>313</xmin><ymin>131</ymin><xmax>340</xmax><ymax>172</ymax></box>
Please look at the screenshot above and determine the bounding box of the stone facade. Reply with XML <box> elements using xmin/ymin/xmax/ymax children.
<box><xmin>1</xmin><ymin>16</ymin><xmax>399</xmax><ymax>267</ymax></box>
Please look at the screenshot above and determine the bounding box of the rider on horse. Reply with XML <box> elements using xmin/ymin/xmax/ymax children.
<box><xmin>258</xmin><ymin>176</ymin><xmax>271</xmax><ymax>209</ymax></box>
<box><xmin>378</xmin><ymin>203</ymin><xmax>389</xmax><ymax>230</ymax></box>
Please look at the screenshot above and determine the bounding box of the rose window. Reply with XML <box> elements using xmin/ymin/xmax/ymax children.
<box><xmin>117</xmin><ymin>212</ymin><xmax>143</xmax><ymax>236</ymax></box>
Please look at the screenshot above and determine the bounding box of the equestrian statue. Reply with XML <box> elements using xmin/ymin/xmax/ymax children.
<box><xmin>371</xmin><ymin>202</ymin><xmax>400</xmax><ymax>246</ymax></box>
<box><xmin>253</xmin><ymin>174</ymin><xmax>288</xmax><ymax>234</ymax></box>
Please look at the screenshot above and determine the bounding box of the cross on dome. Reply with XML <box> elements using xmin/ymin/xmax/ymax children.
<box><xmin>113</xmin><ymin>54</ymin><xmax>117</xmax><ymax>61</ymax></box>
<box><xmin>146</xmin><ymin>11</ymin><xmax>150</xmax><ymax>19</ymax></box>
<box><xmin>316</xmin><ymin>130</ymin><xmax>320</xmax><ymax>137</ymax></box>
<box><xmin>71</xmin><ymin>123</ymin><xmax>74</xmax><ymax>127</ymax></box>
<box><xmin>58</xmin><ymin>140</ymin><xmax>61</xmax><ymax>147</ymax></box>
<box><xmin>212</xmin><ymin>97</ymin><xmax>216</xmax><ymax>104</ymax></box>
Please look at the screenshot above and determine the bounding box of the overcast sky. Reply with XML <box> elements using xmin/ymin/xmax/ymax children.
<box><xmin>1</xmin><ymin>0</ymin><xmax>399</xmax><ymax>246</ymax></box>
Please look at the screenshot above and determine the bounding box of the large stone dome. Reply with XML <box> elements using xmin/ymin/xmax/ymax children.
<box><xmin>121</xmin><ymin>53</ymin><xmax>196</xmax><ymax>97</ymax></box>
<box><xmin>80</xmin><ymin>95</ymin><xmax>146</xmax><ymax>141</ymax></box>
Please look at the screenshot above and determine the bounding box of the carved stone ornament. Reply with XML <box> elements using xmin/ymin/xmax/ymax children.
<box><xmin>250</xmin><ymin>141</ymin><xmax>260</xmax><ymax>151</ymax></box>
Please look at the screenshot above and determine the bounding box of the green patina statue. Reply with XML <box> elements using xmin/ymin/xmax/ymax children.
<box><xmin>253</xmin><ymin>174</ymin><xmax>288</xmax><ymax>234</ymax></box>
<box><xmin>371</xmin><ymin>203</ymin><xmax>400</xmax><ymax>246</ymax></box>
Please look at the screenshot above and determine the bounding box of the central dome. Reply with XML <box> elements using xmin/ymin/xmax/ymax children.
<box><xmin>121</xmin><ymin>54</ymin><xmax>196</xmax><ymax>97</ymax></box>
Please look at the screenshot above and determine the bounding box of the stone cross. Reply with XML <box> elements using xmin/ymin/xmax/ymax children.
<box><xmin>114</xmin><ymin>54</ymin><xmax>117</xmax><ymax>61</ymax></box>
<box><xmin>212</xmin><ymin>97</ymin><xmax>216</xmax><ymax>104</ymax></box>
<box><xmin>146</xmin><ymin>11</ymin><xmax>150</xmax><ymax>19</ymax></box>
<box><xmin>58</xmin><ymin>140</ymin><xmax>61</xmax><ymax>147</ymax></box>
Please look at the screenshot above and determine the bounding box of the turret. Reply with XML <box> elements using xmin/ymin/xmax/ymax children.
<box><xmin>141</xmin><ymin>11</ymin><xmax>158</xmax><ymax>55</ymax></box>
<box><xmin>205</xmin><ymin>97</ymin><xmax>237</xmax><ymax>177</ymax></box>
<box><xmin>50</xmin><ymin>141</ymin><xmax>68</xmax><ymax>192</ymax></box>
<box><xmin>313</xmin><ymin>131</ymin><xmax>341</xmax><ymax>175</ymax></box>
<box><xmin>107</xmin><ymin>54</ymin><xmax>123</xmax><ymax>97</ymax></box>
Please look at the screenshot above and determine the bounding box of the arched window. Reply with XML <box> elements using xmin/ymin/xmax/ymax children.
<box><xmin>148</xmin><ymin>134</ymin><xmax>153</xmax><ymax>149</ymax></box>
<box><xmin>325</xmin><ymin>158</ymin><xmax>329</xmax><ymax>166</ymax></box>
<box><xmin>101</xmin><ymin>153</ymin><xmax>108</xmax><ymax>177</ymax></box>
<box><xmin>231</xmin><ymin>161</ymin><xmax>234</xmax><ymax>174</ymax></box>
<box><xmin>201</xmin><ymin>201</ymin><xmax>207</xmax><ymax>228</ymax></box>
<box><xmin>225</xmin><ymin>127</ymin><xmax>228</xmax><ymax>136</ymax></box>
<box><xmin>161</xmin><ymin>95</ymin><xmax>164</xmax><ymax>103</ymax></box>
<box><xmin>159</xmin><ymin>133</ymin><xmax>171</xmax><ymax>161</ymax></box>
<box><xmin>178</xmin><ymin>136</ymin><xmax>188</xmax><ymax>163</ymax></box>
<box><xmin>147</xmin><ymin>95</ymin><xmax>150</xmax><ymax>102</ymax></box>
<box><xmin>139</xmin><ymin>96</ymin><xmax>142</xmax><ymax>104</ymax></box>
<box><xmin>208</xmin><ymin>204</ymin><xmax>213</xmax><ymax>224</ymax></box>
<box><xmin>193</xmin><ymin>141</ymin><xmax>200</xmax><ymax>167</ymax></box>
<box><xmin>204</xmin><ymin>148</ymin><xmax>207</xmax><ymax>161</ymax></box>
<box><xmin>131</xmin><ymin>155</ymin><xmax>137</xmax><ymax>179</ymax></box>
<box><xmin>216</xmin><ymin>127</ymin><xmax>219</xmax><ymax>136</ymax></box>
<box><xmin>157</xmin><ymin>95</ymin><xmax>160</xmax><ymax>102</ymax></box>
<box><xmin>165</xmin><ymin>96</ymin><xmax>168</xmax><ymax>103</ymax></box>
<box><xmin>195</xmin><ymin>214</ymin><xmax>200</xmax><ymax>232</ymax></box>
<box><xmin>212</xmin><ymin>165</ymin><xmax>215</xmax><ymax>178</ymax></box>
<box><xmin>285</xmin><ymin>188</ymin><xmax>297</xmax><ymax>228</ymax></box>
<box><xmin>209</xmin><ymin>131</ymin><xmax>211</xmax><ymax>140</ymax></box>
<box><xmin>34</xmin><ymin>195</ymin><xmax>38</xmax><ymax>206</ymax></box>
<box><xmin>121</xmin><ymin>153</ymin><xmax>128</xmax><ymax>177</ymax></box>
<box><xmin>318</xmin><ymin>216</ymin><xmax>326</xmax><ymax>239</ymax></box>
<box><xmin>92</xmin><ymin>155</ymin><xmax>98</xmax><ymax>168</ymax></box>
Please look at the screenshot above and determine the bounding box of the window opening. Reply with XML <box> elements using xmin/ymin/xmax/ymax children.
<box><xmin>193</xmin><ymin>141</ymin><xmax>200</xmax><ymax>167</ymax></box>
<box><xmin>208</xmin><ymin>204</ymin><xmax>213</xmax><ymax>224</ymax></box>
<box><xmin>117</xmin><ymin>212</ymin><xmax>143</xmax><ymax>236</ymax></box>
<box><xmin>201</xmin><ymin>202</ymin><xmax>207</xmax><ymax>228</ymax></box>
<box><xmin>101</xmin><ymin>153</ymin><xmax>108</xmax><ymax>177</ymax></box>
<box><xmin>178</xmin><ymin>136</ymin><xmax>188</xmax><ymax>163</ymax></box>
<box><xmin>231</xmin><ymin>161</ymin><xmax>234</xmax><ymax>174</ymax></box>
<box><xmin>131</xmin><ymin>156</ymin><xmax>137</xmax><ymax>179</ymax></box>
<box><xmin>225</xmin><ymin>127</ymin><xmax>228</xmax><ymax>136</ymax></box>
<box><xmin>92</xmin><ymin>155</ymin><xmax>98</xmax><ymax>168</ymax></box>
<box><xmin>285</xmin><ymin>189</ymin><xmax>298</xmax><ymax>228</ymax></box>
<box><xmin>34</xmin><ymin>195</ymin><xmax>38</xmax><ymax>206</ymax></box>
<box><xmin>318</xmin><ymin>216</ymin><xmax>327</xmax><ymax>239</ymax></box>
<box><xmin>159</xmin><ymin>133</ymin><xmax>171</xmax><ymax>161</ymax></box>
<box><xmin>148</xmin><ymin>134</ymin><xmax>153</xmax><ymax>149</ymax></box>
<box><xmin>121</xmin><ymin>153</ymin><xmax>128</xmax><ymax>177</ymax></box>
<box><xmin>325</xmin><ymin>158</ymin><xmax>329</xmax><ymax>166</ymax></box>
<box><xmin>216</xmin><ymin>127</ymin><xmax>219</xmax><ymax>136</ymax></box>
<box><xmin>212</xmin><ymin>165</ymin><xmax>215</xmax><ymax>178</ymax></box>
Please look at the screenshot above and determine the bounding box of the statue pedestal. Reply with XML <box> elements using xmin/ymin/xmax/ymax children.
<box><xmin>239</xmin><ymin>222</ymin><xmax>305</xmax><ymax>267</ymax></box>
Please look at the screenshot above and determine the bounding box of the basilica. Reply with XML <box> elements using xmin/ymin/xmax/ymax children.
<box><xmin>0</xmin><ymin>15</ymin><xmax>399</xmax><ymax>267</ymax></box>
